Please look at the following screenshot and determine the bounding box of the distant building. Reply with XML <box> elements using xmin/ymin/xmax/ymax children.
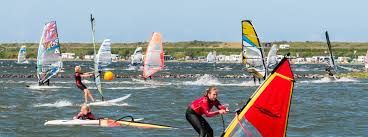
<box><xmin>216</xmin><ymin>54</ymin><xmax>241</xmax><ymax>63</ymax></box>
<box><xmin>338</xmin><ymin>57</ymin><xmax>350</xmax><ymax>64</ymax></box>
<box><xmin>62</xmin><ymin>53</ymin><xmax>75</xmax><ymax>59</ymax></box>
<box><xmin>84</xmin><ymin>55</ymin><xmax>94</xmax><ymax>60</ymax></box>
<box><xmin>111</xmin><ymin>54</ymin><xmax>120</xmax><ymax>62</ymax></box>
<box><xmin>279</xmin><ymin>44</ymin><xmax>290</xmax><ymax>49</ymax></box>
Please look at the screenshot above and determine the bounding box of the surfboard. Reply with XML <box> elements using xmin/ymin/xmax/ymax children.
<box><xmin>44</xmin><ymin>118</ymin><xmax>167</xmax><ymax>129</ymax></box>
<box><xmin>87</xmin><ymin>94</ymin><xmax>131</xmax><ymax>106</ymax></box>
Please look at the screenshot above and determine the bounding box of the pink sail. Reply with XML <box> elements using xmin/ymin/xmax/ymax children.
<box><xmin>143</xmin><ymin>32</ymin><xmax>164</xmax><ymax>78</ymax></box>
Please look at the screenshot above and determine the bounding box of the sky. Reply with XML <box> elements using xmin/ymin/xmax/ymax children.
<box><xmin>0</xmin><ymin>0</ymin><xmax>367</xmax><ymax>43</ymax></box>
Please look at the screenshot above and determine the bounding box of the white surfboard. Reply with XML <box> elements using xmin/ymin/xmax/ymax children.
<box><xmin>44</xmin><ymin>118</ymin><xmax>144</xmax><ymax>126</ymax></box>
<box><xmin>44</xmin><ymin>119</ymin><xmax>99</xmax><ymax>126</ymax></box>
<box><xmin>88</xmin><ymin>94</ymin><xmax>131</xmax><ymax>106</ymax></box>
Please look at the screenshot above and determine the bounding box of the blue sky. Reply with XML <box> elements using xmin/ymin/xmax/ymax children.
<box><xmin>0</xmin><ymin>0</ymin><xmax>367</xmax><ymax>42</ymax></box>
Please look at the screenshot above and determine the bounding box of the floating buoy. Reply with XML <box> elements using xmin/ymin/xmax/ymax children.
<box><xmin>104</xmin><ymin>71</ymin><xmax>114</xmax><ymax>81</ymax></box>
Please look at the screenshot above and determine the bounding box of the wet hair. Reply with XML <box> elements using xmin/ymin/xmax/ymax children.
<box><xmin>203</xmin><ymin>86</ymin><xmax>217</xmax><ymax>96</ymax></box>
<box><xmin>81</xmin><ymin>104</ymin><xmax>91</xmax><ymax>112</ymax></box>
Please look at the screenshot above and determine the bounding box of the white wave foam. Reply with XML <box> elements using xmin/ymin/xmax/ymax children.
<box><xmin>28</xmin><ymin>85</ymin><xmax>71</xmax><ymax>90</ymax></box>
<box><xmin>299</xmin><ymin>77</ymin><xmax>358</xmax><ymax>83</ymax></box>
<box><xmin>183</xmin><ymin>74</ymin><xmax>221</xmax><ymax>86</ymax></box>
<box><xmin>107</xmin><ymin>86</ymin><xmax>157</xmax><ymax>90</ymax></box>
<box><xmin>34</xmin><ymin>100</ymin><xmax>73</xmax><ymax>107</ymax></box>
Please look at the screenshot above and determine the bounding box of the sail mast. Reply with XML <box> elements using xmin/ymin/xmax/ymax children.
<box><xmin>325</xmin><ymin>31</ymin><xmax>337</xmax><ymax>71</ymax></box>
<box><xmin>90</xmin><ymin>14</ymin><xmax>104</xmax><ymax>101</ymax></box>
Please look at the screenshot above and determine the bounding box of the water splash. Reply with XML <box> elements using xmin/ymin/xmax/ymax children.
<box><xmin>34</xmin><ymin>100</ymin><xmax>73</xmax><ymax>107</ymax></box>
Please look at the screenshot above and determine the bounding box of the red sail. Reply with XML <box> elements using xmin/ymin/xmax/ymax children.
<box><xmin>223</xmin><ymin>58</ymin><xmax>294</xmax><ymax>137</ymax></box>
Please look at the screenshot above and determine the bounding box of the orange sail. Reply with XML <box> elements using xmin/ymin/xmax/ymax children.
<box><xmin>143</xmin><ymin>32</ymin><xmax>164</xmax><ymax>78</ymax></box>
<box><xmin>223</xmin><ymin>58</ymin><xmax>294</xmax><ymax>137</ymax></box>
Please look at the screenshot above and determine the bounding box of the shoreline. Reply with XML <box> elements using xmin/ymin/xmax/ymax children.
<box><xmin>0</xmin><ymin>58</ymin><xmax>365</xmax><ymax>65</ymax></box>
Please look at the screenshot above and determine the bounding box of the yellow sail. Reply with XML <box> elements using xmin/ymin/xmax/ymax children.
<box><xmin>241</xmin><ymin>20</ymin><xmax>266</xmax><ymax>78</ymax></box>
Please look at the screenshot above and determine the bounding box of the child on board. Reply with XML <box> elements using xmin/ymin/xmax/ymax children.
<box><xmin>186</xmin><ymin>86</ymin><xmax>229</xmax><ymax>137</ymax></box>
<box><xmin>73</xmin><ymin>105</ymin><xmax>96</xmax><ymax>120</ymax></box>
<box><xmin>75</xmin><ymin>66</ymin><xmax>95</xmax><ymax>103</ymax></box>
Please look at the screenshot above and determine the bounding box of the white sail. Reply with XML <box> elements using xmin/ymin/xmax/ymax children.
<box><xmin>206</xmin><ymin>51</ymin><xmax>216</xmax><ymax>63</ymax></box>
<box><xmin>143</xmin><ymin>32</ymin><xmax>164</xmax><ymax>78</ymax></box>
<box><xmin>266</xmin><ymin>44</ymin><xmax>278</xmax><ymax>68</ymax></box>
<box><xmin>131</xmin><ymin>47</ymin><xmax>143</xmax><ymax>65</ymax></box>
<box><xmin>36</xmin><ymin>21</ymin><xmax>62</xmax><ymax>84</ymax></box>
<box><xmin>17</xmin><ymin>45</ymin><xmax>28</xmax><ymax>64</ymax></box>
<box><xmin>364</xmin><ymin>50</ymin><xmax>368</xmax><ymax>71</ymax></box>
<box><xmin>96</xmin><ymin>39</ymin><xmax>112</xmax><ymax>71</ymax></box>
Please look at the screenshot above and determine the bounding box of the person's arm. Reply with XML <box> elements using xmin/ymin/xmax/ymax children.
<box><xmin>201</xmin><ymin>100</ymin><xmax>220</xmax><ymax>117</ymax></box>
<box><xmin>215</xmin><ymin>100</ymin><xmax>226</xmax><ymax>110</ymax></box>
<box><xmin>88</xmin><ymin>113</ymin><xmax>97</xmax><ymax>120</ymax></box>
<box><xmin>73</xmin><ymin>112</ymin><xmax>82</xmax><ymax>119</ymax></box>
<box><xmin>80</xmin><ymin>73</ymin><xmax>93</xmax><ymax>78</ymax></box>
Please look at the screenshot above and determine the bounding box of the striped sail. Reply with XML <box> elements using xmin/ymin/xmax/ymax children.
<box><xmin>36</xmin><ymin>21</ymin><xmax>62</xmax><ymax>83</ymax></box>
<box><xmin>96</xmin><ymin>39</ymin><xmax>112</xmax><ymax>71</ymax></box>
<box><xmin>131</xmin><ymin>47</ymin><xmax>143</xmax><ymax>65</ymax></box>
<box><xmin>223</xmin><ymin>58</ymin><xmax>294</xmax><ymax>137</ymax></box>
<box><xmin>17</xmin><ymin>45</ymin><xmax>27</xmax><ymax>63</ymax></box>
<box><xmin>242</xmin><ymin>20</ymin><xmax>266</xmax><ymax>78</ymax></box>
<box><xmin>143</xmin><ymin>32</ymin><xmax>164</xmax><ymax>78</ymax></box>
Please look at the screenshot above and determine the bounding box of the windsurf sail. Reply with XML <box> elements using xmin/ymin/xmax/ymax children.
<box><xmin>90</xmin><ymin>14</ymin><xmax>104</xmax><ymax>100</ymax></box>
<box><xmin>96</xmin><ymin>39</ymin><xmax>112</xmax><ymax>70</ymax></box>
<box><xmin>365</xmin><ymin>50</ymin><xmax>368</xmax><ymax>71</ymax></box>
<box><xmin>207</xmin><ymin>51</ymin><xmax>217</xmax><ymax>63</ymax></box>
<box><xmin>241</xmin><ymin>20</ymin><xmax>267</xmax><ymax>79</ymax></box>
<box><xmin>266</xmin><ymin>44</ymin><xmax>278</xmax><ymax>68</ymax></box>
<box><xmin>36</xmin><ymin>21</ymin><xmax>62</xmax><ymax>84</ymax></box>
<box><xmin>143</xmin><ymin>32</ymin><xmax>164</xmax><ymax>78</ymax></box>
<box><xmin>222</xmin><ymin>57</ymin><xmax>294</xmax><ymax>137</ymax></box>
<box><xmin>17</xmin><ymin>45</ymin><xmax>27</xmax><ymax>63</ymax></box>
<box><xmin>325</xmin><ymin>31</ymin><xmax>337</xmax><ymax>72</ymax></box>
<box><xmin>131</xmin><ymin>47</ymin><xmax>143</xmax><ymax>66</ymax></box>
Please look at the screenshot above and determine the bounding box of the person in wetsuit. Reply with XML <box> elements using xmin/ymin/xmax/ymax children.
<box><xmin>325</xmin><ymin>66</ymin><xmax>334</xmax><ymax>76</ymax></box>
<box><xmin>38</xmin><ymin>72</ymin><xmax>50</xmax><ymax>86</ymax></box>
<box><xmin>73</xmin><ymin>105</ymin><xmax>96</xmax><ymax>120</ymax></box>
<box><xmin>186</xmin><ymin>86</ymin><xmax>229</xmax><ymax>137</ymax></box>
<box><xmin>75</xmin><ymin>66</ymin><xmax>95</xmax><ymax>103</ymax></box>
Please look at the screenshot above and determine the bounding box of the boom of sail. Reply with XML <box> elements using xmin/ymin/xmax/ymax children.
<box><xmin>143</xmin><ymin>32</ymin><xmax>164</xmax><ymax>78</ymax></box>
<box><xmin>222</xmin><ymin>57</ymin><xmax>294</xmax><ymax>137</ymax></box>
<box><xmin>36</xmin><ymin>21</ymin><xmax>62</xmax><ymax>84</ymax></box>
<box><xmin>241</xmin><ymin>20</ymin><xmax>267</xmax><ymax>79</ymax></box>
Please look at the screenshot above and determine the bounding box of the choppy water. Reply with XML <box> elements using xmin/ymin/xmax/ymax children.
<box><xmin>0</xmin><ymin>60</ymin><xmax>367</xmax><ymax>137</ymax></box>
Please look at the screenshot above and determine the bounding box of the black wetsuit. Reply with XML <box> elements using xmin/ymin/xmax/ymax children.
<box><xmin>75</xmin><ymin>72</ymin><xmax>87</xmax><ymax>91</ymax></box>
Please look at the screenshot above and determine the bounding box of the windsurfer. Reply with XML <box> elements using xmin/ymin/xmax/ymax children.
<box><xmin>38</xmin><ymin>72</ymin><xmax>50</xmax><ymax>86</ymax></box>
<box><xmin>75</xmin><ymin>66</ymin><xmax>95</xmax><ymax>103</ymax></box>
<box><xmin>186</xmin><ymin>86</ymin><xmax>229</xmax><ymax>137</ymax></box>
<box><xmin>73</xmin><ymin>104</ymin><xmax>96</xmax><ymax>120</ymax></box>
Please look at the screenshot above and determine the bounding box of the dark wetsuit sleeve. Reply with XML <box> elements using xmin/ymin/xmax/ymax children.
<box><xmin>215</xmin><ymin>100</ymin><xmax>225</xmax><ymax>110</ymax></box>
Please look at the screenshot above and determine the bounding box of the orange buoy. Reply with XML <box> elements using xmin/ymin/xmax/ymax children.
<box><xmin>104</xmin><ymin>71</ymin><xmax>114</xmax><ymax>81</ymax></box>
